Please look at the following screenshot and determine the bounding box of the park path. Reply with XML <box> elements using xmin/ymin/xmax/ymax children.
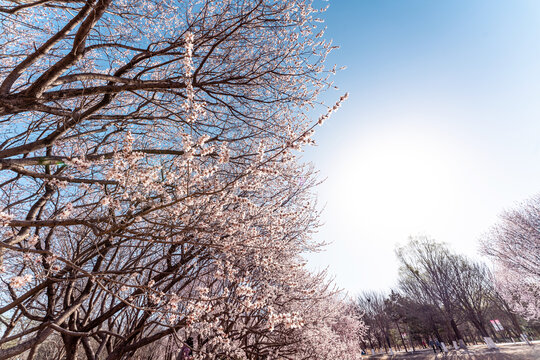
<box><xmin>365</xmin><ymin>342</ymin><xmax>539</xmax><ymax>359</ymax></box>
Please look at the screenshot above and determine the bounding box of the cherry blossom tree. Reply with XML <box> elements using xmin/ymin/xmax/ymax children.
<box><xmin>0</xmin><ymin>0</ymin><xmax>359</xmax><ymax>358</ymax></box>
<box><xmin>283</xmin><ymin>289</ymin><xmax>364</xmax><ymax>360</ymax></box>
<box><xmin>482</xmin><ymin>196</ymin><xmax>540</xmax><ymax>321</ymax></box>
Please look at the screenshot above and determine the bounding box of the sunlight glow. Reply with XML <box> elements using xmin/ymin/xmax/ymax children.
<box><xmin>333</xmin><ymin>127</ymin><xmax>463</xmax><ymax>238</ymax></box>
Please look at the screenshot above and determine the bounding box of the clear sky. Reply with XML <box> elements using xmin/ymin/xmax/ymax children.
<box><xmin>304</xmin><ymin>0</ymin><xmax>540</xmax><ymax>295</ymax></box>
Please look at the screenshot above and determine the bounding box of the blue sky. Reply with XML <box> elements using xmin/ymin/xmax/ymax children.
<box><xmin>304</xmin><ymin>0</ymin><xmax>540</xmax><ymax>294</ymax></box>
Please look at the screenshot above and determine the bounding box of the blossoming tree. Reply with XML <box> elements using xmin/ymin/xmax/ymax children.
<box><xmin>482</xmin><ymin>196</ymin><xmax>540</xmax><ymax>321</ymax></box>
<box><xmin>0</xmin><ymin>0</ymin><xmax>361</xmax><ymax>358</ymax></box>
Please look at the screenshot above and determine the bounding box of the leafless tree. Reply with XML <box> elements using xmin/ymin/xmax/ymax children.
<box><xmin>396</xmin><ymin>236</ymin><xmax>466</xmax><ymax>344</ymax></box>
<box><xmin>357</xmin><ymin>291</ymin><xmax>395</xmax><ymax>354</ymax></box>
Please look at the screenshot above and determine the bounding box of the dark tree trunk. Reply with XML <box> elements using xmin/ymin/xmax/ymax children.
<box><xmin>509</xmin><ymin>312</ymin><xmax>523</xmax><ymax>335</ymax></box>
<box><xmin>385</xmin><ymin>333</ymin><xmax>392</xmax><ymax>352</ymax></box>
<box><xmin>450</xmin><ymin>318</ymin><xmax>464</xmax><ymax>343</ymax></box>
<box><xmin>367</xmin><ymin>334</ymin><xmax>374</xmax><ymax>350</ymax></box>
<box><xmin>62</xmin><ymin>335</ymin><xmax>81</xmax><ymax>360</ymax></box>
<box><xmin>476</xmin><ymin>321</ymin><xmax>489</xmax><ymax>338</ymax></box>
<box><xmin>82</xmin><ymin>336</ymin><xmax>96</xmax><ymax>360</ymax></box>
<box><xmin>395</xmin><ymin>321</ymin><xmax>408</xmax><ymax>352</ymax></box>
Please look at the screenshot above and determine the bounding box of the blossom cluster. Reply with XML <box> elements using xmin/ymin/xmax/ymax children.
<box><xmin>0</xmin><ymin>211</ymin><xmax>13</xmax><ymax>227</ymax></box>
<box><xmin>9</xmin><ymin>274</ymin><xmax>33</xmax><ymax>289</ymax></box>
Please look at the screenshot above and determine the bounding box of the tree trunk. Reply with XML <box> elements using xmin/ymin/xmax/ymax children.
<box><xmin>385</xmin><ymin>333</ymin><xmax>392</xmax><ymax>352</ymax></box>
<box><xmin>62</xmin><ymin>335</ymin><xmax>80</xmax><ymax>360</ymax></box>
<box><xmin>450</xmin><ymin>318</ymin><xmax>465</xmax><ymax>343</ymax></box>
<box><xmin>509</xmin><ymin>312</ymin><xmax>523</xmax><ymax>335</ymax></box>
<box><xmin>469</xmin><ymin>317</ymin><xmax>489</xmax><ymax>338</ymax></box>
<box><xmin>395</xmin><ymin>321</ymin><xmax>408</xmax><ymax>352</ymax></box>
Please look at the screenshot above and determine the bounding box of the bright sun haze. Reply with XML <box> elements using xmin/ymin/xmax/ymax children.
<box><xmin>305</xmin><ymin>0</ymin><xmax>540</xmax><ymax>294</ymax></box>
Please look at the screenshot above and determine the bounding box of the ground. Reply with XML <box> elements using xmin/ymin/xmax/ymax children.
<box><xmin>365</xmin><ymin>341</ymin><xmax>539</xmax><ymax>359</ymax></box>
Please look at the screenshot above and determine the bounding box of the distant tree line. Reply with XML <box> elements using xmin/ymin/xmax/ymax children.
<box><xmin>355</xmin><ymin>236</ymin><xmax>540</xmax><ymax>355</ymax></box>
